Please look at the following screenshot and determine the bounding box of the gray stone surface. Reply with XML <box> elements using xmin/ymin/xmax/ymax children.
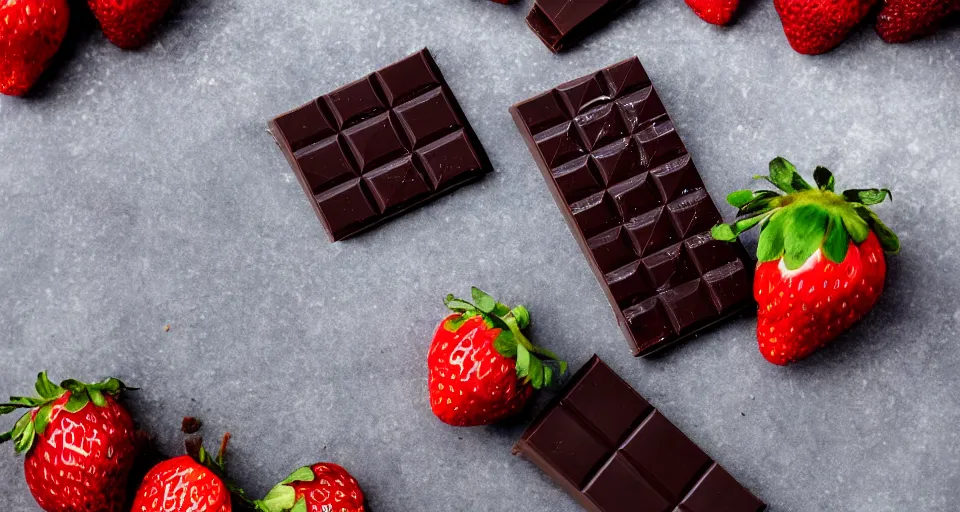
<box><xmin>1</xmin><ymin>0</ymin><xmax>958</xmax><ymax>509</ymax></box>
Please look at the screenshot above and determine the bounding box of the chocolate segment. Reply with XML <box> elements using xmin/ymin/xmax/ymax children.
<box><xmin>514</xmin><ymin>356</ymin><xmax>766</xmax><ymax>512</ymax></box>
<box><xmin>269</xmin><ymin>49</ymin><xmax>491</xmax><ymax>241</ymax></box>
<box><xmin>526</xmin><ymin>0</ymin><xmax>637</xmax><ymax>52</ymax></box>
<box><xmin>510</xmin><ymin>57</ymin><xmax>754</xmax><ymax>356</ymax></box>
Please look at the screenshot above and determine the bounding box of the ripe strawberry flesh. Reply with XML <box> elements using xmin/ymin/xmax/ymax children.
<box><xmin>132</xmin><ymin>455</ymin><xmax>232</xmax><ymax>512</ymax></box>
<box><xmin>23</xmin><ymin>393</ymin><xmax>137</xmax><ymax>512</ymax></box>
<box><xmin>88</xmin><ymin>0</ymin><xmax>174</xmax><ymax>49</ymax></box>
<box><xmin>876</xmin><ymin>0</ymin><xmax>956</xmax><ymax>43</ymax></box>
<box><xmin>429</xmin><ymin>315</ymin><xmax>533</xmax><ymax>426</ymax></box>
<box><xmin>773</xmin><ymin>0</ymin><xmax>878</xmax><ymax>54</ymax></box>
<box><xmin>684</xmin><ymin>0</ymin><xmax>741</xmax><ymax>25</ymax></box>
<box><xmin>0</xmin><ymin>0</ymin><xmax>69</xmax><ymax>96</ymax></box>
<box><xmin>756</xmin><ymin>232</ymin><xmax>886</xmax><ymax>365</ymax></box>
<box><xmin>288</xmin><ymin>463</ymin><xmax>365</xmax><ymax>512</ymax></box>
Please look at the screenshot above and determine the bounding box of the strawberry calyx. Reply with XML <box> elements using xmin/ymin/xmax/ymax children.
<box><xmin>181</xmin><ymin>418</ymin><xmax>256</xmax><ymax>505</ymax></box>
<box><xmin>711</xmin><ymin>157</ymin><xmax>900</xmax><ymax>269</ymax></box>
<box><xmin>0</xmin><ymin>371</ymin><xmax>132</xmax><ymax>454</ymax></box>
<box><xmin>253</xmin><ymin>466</ymin><xmax>317</xmax><ymax>512</ymax></box>
<box><xmin>443</xmin><ymin>287</ymin><xmax>567</xmax><ymax>389</ymax></box>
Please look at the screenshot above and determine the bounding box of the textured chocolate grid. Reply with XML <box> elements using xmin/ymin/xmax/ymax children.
<box><xmin>269</xmin><ymin>49</ymin><xmax>491</xmax><ymax>241</ymax></box>
<box><xmin>514</xmin><ymin>356</ymin><xmax>766</xmax><ymax>512</ymax></box>
<box><xmin>510</xmin><ymin>57</ymin><xmax>753</xmax><ymax>356</ymax></box>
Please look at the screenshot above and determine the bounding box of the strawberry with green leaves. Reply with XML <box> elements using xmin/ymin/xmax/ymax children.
<box><xmin>132</xmin><ymin>429</ymin><xmax>235</xmax><ymax>512</ymax></box>
<box><xmin>255</xmin><ymin>463</ymin><xmax>365</xmax><ymax>512</ymax></box>
<box><xmin>713</xmin><ymin>157</ymin><xmax>899</xmax><ymax>365</ymax></box>
<box><xmin>1</xmin><ymin>372</ymin><xmax>138</xmax><ymax>512</ymax></box>
<box><xmin>428</xmin><ymin>287</ymin><xmax>566</xmax><ymax>426</ymax></box>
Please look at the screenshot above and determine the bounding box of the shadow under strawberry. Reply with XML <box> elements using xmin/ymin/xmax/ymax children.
<box><xmin>18</xmin><ymin>0</ymin><xmax>98</xmax><ymax>100</ymax></box>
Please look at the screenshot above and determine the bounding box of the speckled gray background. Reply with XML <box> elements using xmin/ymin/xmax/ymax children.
<box><xmin>1</xmin><ymin>0</ymin><xmax>959</xmax><ymax>509</ymax></box>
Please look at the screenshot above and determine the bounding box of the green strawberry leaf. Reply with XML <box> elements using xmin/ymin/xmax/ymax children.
<box><xmin>814</xmin><ymin>166</ymin><xmax>835</xmax><ymax>191</ymax></box>
<box><xmin>711</xmin><ymin>223</ymin><xmax>736</xmax><ymax>242</ymax></box>
<box><xmin>756</xmin><ymin>211</ymin><xmax>786</xmax><ymax>262</ymax></box>
<box><xmin>95</xmin><ymin>377</ymin><xmax>128</xmax><ymax>395</ymax></box>
<box><xmin>34</xmin><ymin>372</ymin><xmax>62</xmax><ymax>399</ymax></box>
<box><xmin>527</xmin><ymin>356</ymin><xmax>545</xmax><ymax>389</ymax></box>
<box><xmin>443</xmin><ymin>314</ymin><xmax>471</xmax><ymax>332</ymax></box>
<box><xmin>493</xmin><ymin>331</ymin><xmax>518</xmax><ymax>358</ymax></box>
<box><xmin>855</xmin><ymin>206</ymin><xmax>901</xmax><ymax>254</ymax></box>
<box><xmin>291</xmin><ymin>498</ymin><xmax>308</xmax><ymax>512</ymax></box>
<box><xmin>0</xmin><ymin>406</ymin><xmax>16</xmax><ymax>415</ymax></box>
<box><xmin>257</xmin><ymin>484</ymin><xmax>297</xmax><ymax>511</ymax></box>
<box><xmin>842</xmin><ymin>188</ymin><xmax>892</xmax><ymax>205</ymax></box>
<box><xmin>492</xmin><ymin>302</ymin><xmax>511</xmax><ymax>317</ymax></box>
<box><xmin>0</xmin><ymin>429</ymin><xmax>12</xmax><ymax>444</ymax></box>
<box><xmin>64</xmin><ymin>392</ymin><xmax>90</xmax><ymax>413</ymax></box>
<box><xmin>33</xmin><ymin>404</ymin><xmax>53</xmax><ymax>436</ymax></box>
<box><xmin>515</xmin><ymin>344</ymin><xmax>531</xmax><ymax>381</ymax></box>
<box><xmin>444</xmin><ymin>295</ymin><xmax>475</xmax><ymax>312</ymax></box>
<box><xmin>839</xmin><ymin>210</ymin><xmax>870</xmax><ymax>244</ymax></box>
<box><xmin>5</xmin><ymin>396</ymin><xmax>44</xmax><ymax>408</ymax></box>
<box><xmin>282</xmin><ymin>466</ymin><xmax>315</xmax><ymax>483</ymax></box>
<box><xmin>59</xmin><ymin>379</ymin><xmax>86</xmax><ymax>394</ymax></box>
<box><xmin>763</xmin><ymin>157</ymin><xmax>812</xmax><ymax>193</ymax></box>
<box><xmin>782</xmin><ymin>205</ymin><xmax>828</xmax><ymax>270</ymax></box>
<box><xmin>822</xmin><ymin>215</ymin><xmax>850</xmax><ymax>263</ymax></box>
<box><xmin>543</xmin><ymin>366</ymin><xmax>554</xmax><ymax>388</ymax></box>
<box><xmin>88</xmin><ymin>388</ymin><xmax>107</xmax><ymax>407</ymax></box>
<box><xmin>726</xmin><ymin>190</ymin><xmax>756</xmax><ymax>208</ymax></box>
<box><xmin>14</xmin><ymin>421</ymin><xmax>35</xmax><ymax>454</ymax></box>
<box><xmin>471</xmin><ymin>287</ymin><xmax>497</xmax><ymax>314</ymax></box>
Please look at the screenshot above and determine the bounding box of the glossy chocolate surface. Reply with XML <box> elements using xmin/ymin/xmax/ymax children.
<box><xmin>269</xmin><ymin>49</ymin><xmax>491</xmax><ymax>241</ymax></box>
<box><xmin>510</xmin><ymin>57</ymin><xmax>754</xmax><ymax>356</ymax></box>
<box><xmin>514</xmin><ymin>356</ymin><xmax>766</xmax><ymax>512</ymax></box>
<box><xmin>526</xmin><ymin>0</ymin><xmax>636</xmax><ymax>52</ymax></box>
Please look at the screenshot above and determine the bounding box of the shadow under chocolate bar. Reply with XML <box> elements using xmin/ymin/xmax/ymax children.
<box><xmin>268</xmin><ymin>48</ymin><xmax>492</xmax><ymax>242</ymax></box>
<box><xmin>510</xmin><ymin>57</ymin><xmax>754</xmax><ymax>356</ymax></box>
<box><xmin>514</xmin><ymin>355</ymin><xmax>766</xmax><ymax>512</ymax></box>
<box><xmin>526</xmin><ymin>0</ymin><xmax>638</xmax><ymax>52</ymax></box>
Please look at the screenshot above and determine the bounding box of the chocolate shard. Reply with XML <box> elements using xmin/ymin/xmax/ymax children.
<box><xmin>526</xmin><ymin>0</ymin><xmax>638</xmax><ymax>52</ymax></box>
<box><xmin>510</xmin><ymin>57</ymin><xmax>754</xmax><ymax>356</ymax></box>
<box><xmin>269</xmin><ymin>48</ymin><xmax>492</xmax><ymax>242</ymax></box>
<box><xmin>514</xmin><ymin>355</ymin><xmax>766</xmax><ymax>512</ymax></box>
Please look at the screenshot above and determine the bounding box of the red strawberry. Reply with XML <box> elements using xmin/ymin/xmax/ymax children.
<box><xmin>773</xmin><ymin>0</ymin><xmax>878</xmax><ymax>54</ymax></box>
<box><xmin>132</xmin><ymin>430</ymin><xmax>234</xmax><ymax>512</ymax></box>
<box><xmin>1</xmin><ymin>373</ymin><xmax>137</xmax><ymax>511</ymax></box>
<box><xmin>428</xmin><ymin>287</ymin><xmax>566</xmax><ymax>426</ymax></box>
<box><xmin>684</xmin><ymin>0</ymin><xmax>741</xmax><ymax>25</ymax></box>
<box><xmin>88</xmin><ymin>0</ymin><xmax>174</xmax><ymax>49</ymax></box>
<box><xmin>255</xmin><ymin>463</ymin><xmax>365</xmax><ymax>512</ymax></box>
<box><xmin>0</xmin><ymin>0</ymin><xmax>69</xmax><ymax>96</ymax></box>
<box><xmin>876</xmin><ymin>0</ymin><xmax>956</xmax><ymax>43</ymax></box>
<box><xmin>713</xmin><ymin>157</ymin><xmax>899</xmax><ymax>365</ymax></box>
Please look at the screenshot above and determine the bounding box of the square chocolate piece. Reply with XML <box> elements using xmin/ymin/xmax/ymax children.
<box><xmin>526</xmin><ymin>0</ymin><xmax>637</xmax><ymax>52</ymax></box>
<box><xmin>269</xmin><ymin>49</ymin><xmax>491</xmax><ymax>241</ymax></box>
<box><xmin>510</xmin><ymin>57</ymin><xmax>754</xmax><ymax>356</ymax></box>
<box><xmin>514</xmin><ymin>356</ymin><xmax>766</xmax><ymax>512</ymax></box>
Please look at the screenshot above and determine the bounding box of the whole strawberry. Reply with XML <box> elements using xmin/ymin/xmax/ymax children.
<box><xmin>876</xmin><ymin>0</ymin><xmax>957</xmax><ymax>43</ymax></box>
<box><xmin>132</xmin><ymin>432</ymin><xmax>233</xmax><ymax>512</ymax></box>
<box><xmin>428</xmin><ymin>287</ymin><xmax>566</xmax><ymax>426</ymax></box>
<box><xmin>88</xmin><ymin>0</ymin><xmax>174</xmax><ymax>49</ymax></box>
<box><xmin>1</xmin><ymin>373</ymin><xmax>137</xmax><ymax>511</ymax></box>
<box><xmin>713</xmin><ymin>157</ymin><xmax>899</xmax><ymax>365</ymax></box>
<box><xmin>773</xmin><ymin>0</ymin><xmax>878</xmax><ymax>54</ymax></box>
<box><xmin>684</xmin><ymin>0</ymin><xmax>741</xmax><ymax>25</ymax></box>
<box><xmin>255</xmin><ymin>463</ymin><xmax>365</xmax><ymax>512</ymax></box>
<box><xmin>0</xmin><ymin>0</ymin><xmax>69</xmax><ymax>96</ymax></box>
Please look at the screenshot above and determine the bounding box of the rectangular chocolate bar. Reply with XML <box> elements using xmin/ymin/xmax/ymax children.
<box><xmin>510</xmin><ymin>57</ymin><xmax>754</xmax><ymax>356</ymax></box>
<box><xmin>269</xmin><ymin>49</ymin><xmax>492</xmax><ymax>242</ymax></box>
<box><xmin>526</xmin><ymin>0</ymin><xmax>637</xmax><ymax>52</ymax></box>
<box><xmin>514</xmin><ymin>356</ymin><xmax>766</xmax><ymax>512</ymax></box>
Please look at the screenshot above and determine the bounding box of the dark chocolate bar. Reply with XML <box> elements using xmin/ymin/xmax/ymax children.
<box><xmin>526</xmin><ymin>0</ymin><xmax>637</xmax><ymax>52</ymax></box>
<box><xmin>514</xmin><ymin>356</ymin><xmax>766</xmax><ymax>512</ymax></box>
<box><xmin>269</xmin><ymin>49</ymin><xmax>492</xmax><ymax>242</ymax></box>
<box><xmin>510</xmin><ymin>57</ymin><xmax>754</xmax><ymax>356</ymax></box>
